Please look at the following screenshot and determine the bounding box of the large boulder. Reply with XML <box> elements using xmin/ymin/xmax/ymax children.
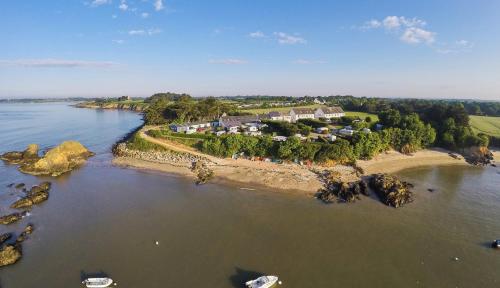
<box><xmin>0</xmin><ymin>144</ymin><xmax>39</xmax><ymax>164</ymax></box>
<box><xmin>19</xmin><ymin>141</ymin><xmax>94</xmax><ymax>176</ymax></box>
<box><xmin>16</xmin><ymin>224</ymin><xmax>34</xmax><ymax>243</ymax></box>
<box><xmin>463</xmin><ymin>146</ymin><xmax>494</xmax><ymax>166</ymax></box>
<box><xmin>0</xmin><ymin>245</ymin><xmax>22</xmax><ymax>267</ymax></box>
<box><xmin>316</xmin><ymin>171</ymin><xmax>368</xmax><ymax>204</ymax></box>
<box><xmin>369</xmin><ymin>174</ymin><xmax>413</xmax><ymax>208</ymax></box>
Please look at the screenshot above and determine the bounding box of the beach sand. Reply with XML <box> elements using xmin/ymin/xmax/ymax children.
<box><xmin>113</xmin><ymin>127</ymin><xmax>499</xmax><ymax>195</ymax></box>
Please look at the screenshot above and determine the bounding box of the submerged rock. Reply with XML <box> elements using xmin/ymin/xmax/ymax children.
<box><xmin>11</xmin><ymin>182</ymin><xmax>51</xmax><ymax>209</ymax></box>
<box><xmin>15</xmin><ymin>183</ymin><xmax>25</xmax><ymax>189</ymax></box>
<box><xmin>0</xmin><ymin>212</ymin><xmax>27</xmax><ymax>225</ymax></box>
<box><xmin>0</xmin><ymin>245</ymin><xmax>22</xmax><ymax>267</ymax></box>
<box><xmin>0</xmin><ymin>233</ymin><xmax>12</xmax><ymax>245</ymax></box>
<box><xmin>16</xmin><ymin>224</ymin><xmax>34</xmax><ymax>243</ymax></box>
<box><xmin>369</xmin><ymin>174</ymin><xmax>413</xmax><ymax>208</ymax></box>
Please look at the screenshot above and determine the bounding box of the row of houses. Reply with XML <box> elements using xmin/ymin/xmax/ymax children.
<box><xmin>170</xmin><ymin>106</ymin><xmax>345</xmax><ymax>134</ymax></box>
<box><xmin>269</xmin><ymin>106</ymin><xmax>345</xmax><ymax>123</ymax></box>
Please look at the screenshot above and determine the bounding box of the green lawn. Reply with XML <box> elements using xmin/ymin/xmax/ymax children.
<box><xmin>344</xmin><ymin>111</ymin><xmax>379</xmax><ymax>122</ymax></box>
<box><xmin>470</xmin><ymin>115</ymin><xmax>500</xmax><ymax>137</ymax></box>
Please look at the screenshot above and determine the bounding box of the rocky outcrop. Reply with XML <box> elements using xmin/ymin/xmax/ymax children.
<box><xmin>0</xmin><ymin>245</ymin><xmax>22</xmax><ymax>267</ymax></box>
<box><xmin>462</xmin><ymin>146</ymin><xmax>494</xmax><ymax>166</ymax></box>
<box><xmin>191</xmin><ymin>161</ymin><xmax>214</xmax><ymax>185</ymax></box>
<box><xmin>75</xmin><ymin>102</ymin><xmax>148</xmax><ymax>112</ymax></box>
<box><xmin>369</xmin><ymin>174</ymin><xmax>413</xmax><ymax>208</ymax></box>
<box><xmin>0</xmin><ymin>212</ymin><xmax>27</xmax><ymax>225</ymax></box>
<box><xmin>0</xmin><ymin>224</ymin><xmax>34</xmax><ymax>268</ymax></box>
<box><xmin>0</xmin><ymin>144</ymin><xmax>40</xmax><ymax>164</ymax></box>
<box><xmin>114</xmin><ymin>142</ymin><xmax>205</xmax><ymax>164</ymax></box>
<box><xmin>317</xmin><ymin>171</ymin><xmax>368</xmax><ymax>203</ymax></box>
<box><xmin>1</xmin><ymin>141</ymin><xmax>94</xmax><ymax>176</ymax></box>
<box><xmin>11</xmin><ymin>182</ymin><xmax>51</xmax><ymax>209</ymax></box>
<box><xmin>15</xmin><ymin>224</ymin><xmax>34</xmax><ymax>243</ymax></box>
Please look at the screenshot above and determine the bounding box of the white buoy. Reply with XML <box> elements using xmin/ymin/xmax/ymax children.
<box><xmin>278</xmin><ymin>280</ymin><xmax>282</xmax><ymax>285</ymax></box>
<box><xmin>155</xmin><ymin>241</ymin><xmax>159</xmax><ymax>245</ymax></box>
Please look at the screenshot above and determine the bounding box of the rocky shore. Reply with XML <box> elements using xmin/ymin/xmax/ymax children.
<box><xmin>0</xmin><ymin>224</ymin><xmax>34</xmax><ymax>267</ymax></box>
<box><xmin>369</xmin><ymin>174</ymin><xmax>414</xmax><ymax>208</ymax></box>
<box><xmin>74</xmin><ymin>101</ymin><xmax>148</xmax><ymax>112</ymax></box>
<box><xmin>1</xmin><ymin>141</ymin><xmax>94</xmax><ymax>176</ymax></box>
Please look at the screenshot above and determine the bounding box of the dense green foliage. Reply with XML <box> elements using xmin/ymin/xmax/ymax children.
<box><xmin>262</xmin><ymin>120</ymin><xmax>312</xmax><ymax>136</ymax></box>
<box><xmin>126</xmin><ymin>133</ymin><xmax>166</xmax><ymax>151</ymax></box>
<box><xmin>144</xmin><ymin>94</ymin><xmax>234</xmax><ymax>125</ymax></box>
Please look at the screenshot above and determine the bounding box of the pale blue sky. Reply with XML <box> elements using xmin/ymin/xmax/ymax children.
<box><xmin>0</xmin><ymin>0</ymin><xmax>499</xmax><ymax>99</ymax></box>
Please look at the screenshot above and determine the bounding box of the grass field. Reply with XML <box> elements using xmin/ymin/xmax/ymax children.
<box><xmin>470</xmin><ymin>115</ymin><xmax>500</xmax><ymax>137</ymax></box>
<box><xmin>243</xmin><ymin>105</ymin><xmax>379</xmax><ymax>121</ymax></box>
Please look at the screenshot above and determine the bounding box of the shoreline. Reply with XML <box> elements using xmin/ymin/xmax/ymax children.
<box><xmin>111</xmin><ymin>125</ymin><xmax>499</xmax><ymax>195</ymax></box>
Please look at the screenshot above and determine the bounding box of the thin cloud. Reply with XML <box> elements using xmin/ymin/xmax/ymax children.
<box><xmin>89</xmin><ymin>0</ymin><xmax>111</xmax><ymax>7</ymax></box>
<box><xmin>128</xmin><ymin>28</ymin><xmax>162</xmax><ymax>36</ymax></box>
<box><xmin>208</xmin><ymin>59</ymin><xmax>248</xmax><ymax>65</ymax></box>
<box><xmin>112</xmin><ymin>39</ymin><xmax>125</xmax><ymax>44</ymax></box>
<box><xmin>141</xmin><ymin>12</ymin><xmax>149</xmax><ymax>18</ymax></box>
<box><xmin>0</xmin><ymin>59</ymin><xmax>118</xmax><ymax>68</ymax></box>
<box><xmin>249</xmin><ymin>31</ymin><xmax>265</xmax><ymax>38</ymax></box>
<box><xmin>118</xmin><ymin>0</ymin><xmax>128</xmax><ymax>11</ymax></box>
<box><xmin>274</xmin><ymin>32</ymin><xmax>306</xmax><ymax>45</ymax></box>
<box><xmin>293</xmin><ymin>59</ymin><xmax>327</xmax><ymax>65</ymax></box>
<box><xmin>401</xmin><ymin>27</ymin><xmax>435</xmax><ymax>44</ymax></box>
<box><xmin>154</xmin><ymin>0</ymin><xmax>164</xmax><ymax>11</ymax></box>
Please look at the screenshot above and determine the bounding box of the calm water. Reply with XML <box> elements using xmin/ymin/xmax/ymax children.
<box><xmin>0</xmin><ymin>103</ymin><xmax>499</xmax><ymax>288</ymax></box>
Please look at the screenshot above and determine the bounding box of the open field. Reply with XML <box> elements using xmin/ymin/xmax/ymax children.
<box><xmin>344</xmin><ymin>111</ymin><xmax>379</xmax><ymax>121</ymax></box>
<box><xmin>470</xmin><ymin>115</ymin><xmax>500</xmax><ymax>137</ymax></box>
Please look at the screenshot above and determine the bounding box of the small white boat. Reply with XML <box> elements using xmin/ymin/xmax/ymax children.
<box><xmin>82</xmin><ymin>278</ymin><xmax>114</xmax><ymax>288</ymax></box>
<box><xmin>245</xmin><ymin>275</ymin><xmax>280</xmax><ymax>288</ymax></box>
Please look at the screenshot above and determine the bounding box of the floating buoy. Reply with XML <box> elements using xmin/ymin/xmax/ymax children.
<box><xmin>155</xmin><ymin>241</ymin><xmax>159</xmax><ymax>245</ymax></box>
<box><xmin>453</xmin><ymin>257</ymin><xmax>459</xmax><ymax>261</ymax></box>
<box><xmin>278</xmin><ymin>280</ymin><xmax>282</xmax><ymax>285</ymax></box>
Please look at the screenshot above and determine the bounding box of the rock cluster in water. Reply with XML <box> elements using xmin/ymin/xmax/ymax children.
<box><xmin>0</xmin><ymin>224</ymin><xmax>34</xmax><ymax>267</ymax></box>
<box><xmin>10</xmin><ymin>182</ymin><xmax>51</xmax><ymax>209</ymax></box>
<box><xmin>369</xmin><ymin>174</ymin><xmax>414</xmax><ymax>208</ymax></box>
<box><xmin>1</xmin><ymin>141</ymin><xmax>94</xmax><ymax>176</ymax></box>
<box><xmin>316</xmin><ymin>171</ymin><xmax>368</xmax><ymax>203</ymax></box>
<box><xmin>463</xmin><ymin>146</ymin><xmax>494</xmax><ymax>166</ymax></box>
<box><xmin>191</xmin><ymin>161</ymin><xmax>214</xmax><ymax>185</ymax></box>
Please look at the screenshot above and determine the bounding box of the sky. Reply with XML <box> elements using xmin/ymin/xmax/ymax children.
<box><xmin>0</xmin><ymin>0</ymin><xmax>499</xmax><ymax>100</ymax></box>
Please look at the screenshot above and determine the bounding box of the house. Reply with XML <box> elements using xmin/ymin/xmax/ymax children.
<box><xmin>315</xmin><ymin>127</ymin><xmax>329</xmax><ymax>134</ymax></box>
<box><xmin>215</xmin><ymin>130</ymin><xmax>226</xmax><ymax>136</ymax></box>
<box><xmin>314</xmin><ymin>106</ymin><xmax>345</xmax><ymax>119</ymax></box>
<box><xmin>188</xmin><ymin>121</ymin><xmax>211</xmax><ymax>130</ymax></box>
<box><xmin>169</xmin><ymin>124</ymin><xmax>189</xmax><ymax>133</ymax></box>
<box><xmin>313</xmin><ymin>98</ymin><xmax>325</xmax><ymax>104</ymax></box>
<box><xmin>244</xmin><ymin>131</ymin><xmax>262</xmax><ymax>136</ymax></box>
<box><xmin>339</xmin><ymin>128</ymin><xmax>354</xmax><ymax>136</ymax></box>
<box><xmin>272</xmin><ymin>136</ymin><xmax>287</xmax><ymax>142</ymax></box>
<box><xmin>268</xmin><ymin>111</ymin><xmax>292</xmax><ymax>122</ymax></box>
<box><xmin>289</xmin><ymin>108</ymin><xmax>316</xmax><ymax>122</ymax></box>
<box><xmin>329</xmin><ymin>134</ymin><xmax>337</xmax><ymax>142</ymax></box>
<box><xmin>219</xmin><ymin>115</ymin><xmax>266</xmax><ymax>129</ymax></box>
<box><xmin>117</xmin><ymin>95</ymin><xmax>131</xmax><ymax>101</ymax></box>
<box><xmin>227</xmin><ymin>126</ymin><xmax>239</xmax><ymax>134</ymax></box>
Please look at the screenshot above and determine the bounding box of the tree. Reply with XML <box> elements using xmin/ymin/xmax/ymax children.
<box><xmin>277</xmin><ymin>137</ymin><xmax>301</xmax><ymax>160</ymax></box>
<box><xmin>379</xmin><ymin>109</ymin><xmax>401</xmax><ymax>127</ymax></box>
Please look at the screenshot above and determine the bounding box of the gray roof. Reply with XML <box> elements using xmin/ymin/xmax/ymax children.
<box><xmin>292</xmin><ymin>108</ymin><xmax>316</xmax><ymax>115</ymax></box>
<box><xmin>319</xmin><ymin>106</ymin><xmax>344</xmax><ymax>114</ymax></box>
<box><xmin>220</xmin><ymin>114</ymin><xmax>268</xmax><ymax>127</ymax></box>
<box><xmin>268</xmin><ymin>111</ymin><xmax>284</xmax><ymax>117</ymax></box>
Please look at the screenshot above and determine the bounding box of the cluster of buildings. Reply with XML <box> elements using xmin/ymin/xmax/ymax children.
<box><xmin>169</xmin><ymin>106</ymin><xmax>347</xmax><ymax>137</ymax></box>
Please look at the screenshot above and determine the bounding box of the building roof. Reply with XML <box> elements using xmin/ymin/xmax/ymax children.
<box><xmin>268</xmin><ymin>111</ymin><xmax>284</xmax><ymax>117</ymax></box>
<box><xmin>319</xmin><ymin>106</ymin><xmax>344</xmax><ymax>114</ymax></box>
<box><xmin>291</xmin><ymin>108</ymin><xmax>316</xmax><ymax>115</ymax></box>
<box><xmin>219</xmin><ymin>114</ymin><xmax>268</xmax><ymax>127</ymax></box>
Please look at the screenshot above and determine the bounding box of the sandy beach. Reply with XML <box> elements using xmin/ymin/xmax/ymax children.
<box><xmin>112</xmin><ymin>127</ymin><xmax>500</xmax><ymax>195</ymax></box>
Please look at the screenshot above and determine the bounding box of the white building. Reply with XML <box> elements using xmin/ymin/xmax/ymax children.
<box><xmin>289</xmin><ymin>108</ymin><xmax>316</xmax><ymax>123</ymax></box>
<box><xmin>314</xmin><ymin>106</ymin><xmax>345</xmax><ymax>119</ymax></box>
<box><xmin>268</xmin><ymin>111</ymin><xmax>292</xmax><ymax>122</ymax></box>
<box><xmin>339</xmin><ymin>128</ymin><xmax>354</xmax><ymax>136</ymax></box>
